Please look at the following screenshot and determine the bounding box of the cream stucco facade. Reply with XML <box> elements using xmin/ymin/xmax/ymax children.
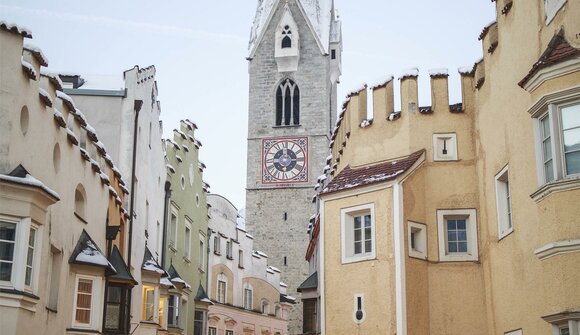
<box><xmin>305</xmin><ymin>1</ymin><xmax>580</xmax><ymax>334</ymax></box>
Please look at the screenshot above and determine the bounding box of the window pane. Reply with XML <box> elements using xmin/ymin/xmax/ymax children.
<box><xmin>0</xmin><ymin>241</ymin><xmax>15</xmax><ymax>261</ymax></box>
<box><xmin>354</xmin><ymin>241</ymin><xmax>362</xmax><ymax>254</ymax></box>
<box><xmin>76</xmin><ymin>309</ymin><xmax>91</xmax><ymax>324</ymax></box>
<box><xmin>364</xmin><ymin>215</ymin><xmax>371</xmax><ymax>227</ymax></box>
<box><xmin>0</xmin><ymin>262</ymin><xmax>13</xmax><ymax>281</ymax></box>
<box><xmin>563</xmin><ymin>127</ymin><xmax>580</xmax><ymax>153</ymax></box>
<box><xmin>0</xmin><ymin>222</ymin><xmax>16</xmax><ymax>241</ymax></box>
<box><xmin>448</xmin><ymin>230</ymin><xmax>457</xmax><ymax>241</ymax></box>
<box><xmin>457</xmin><ymin>242</ymin><xmax>468</xmax><ymax>252</ymax></box>
<box><xmin>354</xmin><ymin>216</ymin><xmax>361</xmax><ymax>229</ymax></box>
<box><xmin>108</xmin><ymin>286</ymin><xmax>122</xmax><ymax>303</ymax></box>
<box><xmin>561</xmin><ymin>103</ymin><xmax>580</xmax><ymax>130</ymax></box>
<box><xmin>354</xmin><ymin>229</ymin><xmax>361</xmax><ymax>241</ymax></box>
<box><xmin>78</xmin><ymin>280</ymin><xmax>93</xmax><ymax>293</ymax></box>
<box><xmin>448</xmin><ymin>242</ymin><xmax>457</xmax><ymax>253</ymax></box>
<box><xmin>565</xmin><ymin>151</ymin><xmax>580</xmax><ymax>175</ymax></box>
<box><xmin>541</xmin><ymin>116</ymin><xmax>551</xmax><ymax>139</ymax></box>
<box><xmin>545</xmin><ymin>160</ymin><xmax>554</xmax><ymax>182</ymax></box>
<box><xmin>105</xmin><ymin>304</ymin><xmax>121</xmax><ymax>329</ymax></box>
<box><xmin>364</xmin><ymin>240</ymin><xmax>372</xmax><ymax>253</ymax></box>
<box><xmin>447</xmin><ymin>220</ymin><xmax>456</xmax><ymax>230</ymax></box>
<box><xmin>456</xmin><ymin>219</ymin><xmax>466</xmax><ymax>230</ymax></box>
<box><xmin>364</xmin><ymin>226</ymin><xmax>371</xmax><ymax>240</ymax></box>
<box><xmin>457</xmin><ymin>230</ymin><xmax>467</xmax><ymax>241</ymax></box>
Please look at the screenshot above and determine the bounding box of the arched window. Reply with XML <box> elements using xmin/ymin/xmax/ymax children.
<box><xmin>281</xmin><ymin>25</ymin><xmax>292</xmax><ymax>49</ymax></box>
<box><xmin>275</xmin><ymin>79</ymin><xmax>300</xmax><ymax>126</ymax></box>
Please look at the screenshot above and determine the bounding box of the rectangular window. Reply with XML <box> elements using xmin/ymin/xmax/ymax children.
<box><xmin>217</xmin><ymin>280</ymin><xmax>226</xmax><ymax>303</ymax></box>
<box><xmin>561</xmin><ymin>103</ymin><xmax>580</xmax><ymax>176</ymax></box>
<box><xmin>437</xmin><ymin>209</ymin><xmax>479</xmax><ymax>262</ymax></box>
<box><xmin>226</xmin><ymin>240</ymin><xmax>233</xmax><ymax>259</ymax></box>
<box><xmin>303</xmin><ymin>298</ymin><xmax>317</xmax><ymax>333</ymax></box>
<box><xmin>341</xmin><ymin>204</ymin><xmax>375</xmax><ymax>264</ymax></box>
<box><xmin>495</xmin><ymin>165</ymin><xmax>514</xmax><ymax>239</ymax></box>
<box><xmin>226</xmin><ymin>330</ymin><xmax>234</xmax><ymax>335</ymax></box>
<box><xmin>24</xmin><ymin>227</ymin><xmax>36</xmax><ymax>286</ymax></box>
<box><xmin>167</xmin><ymin>295</ymin><xmax>179</xmax><ymax>327</ymax></box>
<box><xmin>199</xmin><ymin>237</ymin><xmax>205</xmax><ymax>271</ymax></box>
<box><xmin>0</xmin><ymin>221</ymin><xmax>17</xmax><ymax>282</ymax></box>
<box><xmin>331</xmin><ymin>49</ymin><xmax>336</xmax><ymax>60</ymax></box>
<box><xmin>194</xmin><ymin>310</ymin><xmax>206</xmax><ymax>335</ymax></box>
<box><xmin>214</xmin><ymin>235</ymin><xmax>221</xmax><ymax>255</ymax></box>
<box><xmin>169</xmin><ymin>209</ymin><xmax>178</xmax><ymax>249</ymax></box>
<box><xmin>142</xmin><ymin>285</ymin><xmax>156</xmax><ymax>321</ymax></box>
<box><xmin>408</xmin><ymin>221</ymin><xmax>427</xmax><ymax>259</ymax></box>
<box><xmin>75</xmin><ymin>278</ymin><xmax>94</xmax><ymax>325</ymax></box>
<box><xmin>184</xmin><ymin>224</ymin><xmax>191</xmax><ymax>259</ymax></box>
<box><xmin>243</xmin><ymin>288</ymin><xmax>252</xmax><ymax>309</ymax></box>
<box><xmin>209</xmin><ymin>327</ymin><xmax>217</xmax><ymax>335</ymax></box>
<box><xmin>541</xmin><ymin>114</ymin><xmax>554</xmax><ymax>182</ymax></box>
<box><xmin>104</xmin><ymin>284</ymin><xmax>129</xmax><ymax>332</ymax></box>
<box><xmin>238</xmin><ymin>250</ymin><xmax>244</xmax><ymax>268</ymax></box>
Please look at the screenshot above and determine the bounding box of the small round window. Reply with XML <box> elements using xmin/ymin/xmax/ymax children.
<box><xmin>180</xmin><ymin>175</ymin><xmax>186</xmax><ymax>190</ymax></box>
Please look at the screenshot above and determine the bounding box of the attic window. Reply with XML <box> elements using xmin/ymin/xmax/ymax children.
<box><xmin>281</xmin><ymin>25</ymin><xmax>292</xmax><ymax>48</ymax></box>
<box><xmin>331</xmin><ymin>49</ymin><xmax>336</xmax><ymax>60</ymax></box>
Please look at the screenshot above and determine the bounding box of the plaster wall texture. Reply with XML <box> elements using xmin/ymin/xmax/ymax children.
<box><xmin>0</xmin><ymin>29</ymin><xmax>126</xmax><ymax>335</ymax></box>
<box><xmin>207</xmin><ymin>194</ymin><xmax>290</xmax><ymax>335</ymax></box>
<box><xmin>322</xmin><ymin>188</ymin><xmax>396</xmax><ymax>335</ymax></box>
<box><xmin>164</xmin><ymin>120</ymin><xmax>209</xmax><ymax>335</ymax></box>
<box><xmin>208</xmin><ymin>304</ymin><xmax>287</xmax><ymax>335</ymax></box>
<box><xmin>245</xmin><ymin>1</ymin><xmax>340</xmax><ymax>333</ymax></box>
<box><xmin>67</xmin><ymin>65</ymin><xmax>168</xmax><ymax>330</ymax></box>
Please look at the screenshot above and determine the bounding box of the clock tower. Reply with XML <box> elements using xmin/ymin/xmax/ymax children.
<box><xmin>245</xmin><ymin>0</ymin><xmax>342</xmax><ymax>333</ymax></box>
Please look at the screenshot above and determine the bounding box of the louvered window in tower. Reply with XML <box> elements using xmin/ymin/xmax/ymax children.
<box><xmin>275</xmin><ymin>79</ymin><xmax>300</xmax><ymax>126</ymax></box>
<box><xmin>281</xmin><ymin>25</ymin><xmax>292</xmax><ymax>48</ymax></box>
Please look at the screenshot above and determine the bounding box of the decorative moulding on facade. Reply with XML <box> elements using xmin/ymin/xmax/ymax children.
<box><xmin>530</xmin><ymin>176</ymin><xmax>580</xmax><ymax>202</ymax></box>
<box><xmin>534</xmin><ymin>239</ymin><xmax>580</xmax><ymax>260</ymax></box>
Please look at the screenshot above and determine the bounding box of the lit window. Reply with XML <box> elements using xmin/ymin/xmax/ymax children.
<box><xmin>341</xmin><ymin>204</ymin><xmax>375</xmax><ymax>264</ymax></box>
<box><xmin>142</xmin><ymin>285</ymin><xmax>156</xmax><ymax>322</ymax></box>
<box><xmin>437</xmin><ymin>209</ymin><xmax>479</xmax><ymax>262</ymax></box>
<box><xmin>495</xmin><ymin>165</ymin><xmax>513</xmax><ymax>239</ymax></box>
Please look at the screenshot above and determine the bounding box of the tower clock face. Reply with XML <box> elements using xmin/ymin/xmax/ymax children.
<box><xmin>262</xmin><ymin>137</ymin><xmax>308</xmax><ymax>184</ymax></box>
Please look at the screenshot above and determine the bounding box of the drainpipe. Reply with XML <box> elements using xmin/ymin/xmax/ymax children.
<box><xmin>126</xmin><ymin>99</ymin><xmax>142</xmax><ymax>334</ymax></box>
<box><xmin>161</xmin><ymin>181</ymin><xmax>171</xmax><ymax>268</ymax></box>
<box><xmin>393</xmin><ymin>182</ymin><xmax>407</xmax><ymax>335</ymax></box>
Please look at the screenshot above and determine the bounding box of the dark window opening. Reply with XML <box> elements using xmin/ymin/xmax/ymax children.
<box><xmin>283</xmin><ymin>212</ymin><xmax>288</xmax><ymax>221</ymax></box>
<box><xmin>282</xmin><ymin>36</ymin><xmax>292</xmax><ymax>48</ymax></box>
<box><xmin>331</xmin><ymin>49</ymin><xmax>336</xmax><ymax>59</ymax></box>
<box><xmin>103</xmin><ymin>284</ymin><xmax>130</xmax><ymax>333</ymax></box>
<box><xmin>283</xmin><ymin>256</ymin><xmax>287</xmax><ymax>266</ymax></box>
<box><xmin>303</xmin><ymin>299</ymin><xmax>317</xmax><ymax>333</ymax></box>
<box><xmin>275</xmin><ymin>79</ymin><xmax>300</xmax><ymax>126</ymax></box>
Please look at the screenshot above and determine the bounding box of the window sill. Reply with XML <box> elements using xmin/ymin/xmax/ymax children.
<box><xmin>226</xmin><ymin>256</ymin><xmax>233</xmax><ymax>260</ymax></box>
<box><xmin>0</xmin><ymin>288</ymin><xmax>39</xmax><ymax>312</ymax></box>
<box><xmin>66</xmin><ymin>328</ymin><xmax>101</xmax><ymax>334</ymax></box>
<box><xmin>498</xmin><ymin>228</ymin><xmax>514</xmax><ymax>241</ymax></box>
<box><xmin>238</xmin><ymin>265</ymin><xmax>245</xmax><ymax>269</ymax></box>
<box><xmin>214</xmin><ymin>251</ymin><xmax>221</xmax><ymax>256</ymax></box>
<box><xmin>438</xmin><ymin>254</ymin><xmax>479</xmax><ymax>263</ymax></box>
<box><xmin>341</xmin><ymin>254</ymin><xmax>376</xmax><ymax>265</ymax></box>
<box><xmin>408</xmin><ymin>250</ymin><xmax>427</xmax><ymax>260</ymax></box>
<box><xmin>272</xmin><ymin>124</ymin><xmax>301</xmax><ymax>128</ymax></box>
<box><xmin>530</xmin><ymin>176</ymin><xmax>580</xmax><ymax>203</ymax></box>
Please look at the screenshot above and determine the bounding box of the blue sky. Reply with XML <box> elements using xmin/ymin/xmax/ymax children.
<box><xmin>0</xmin><ymin>0</ymin><xmax>495</xmax><ymax>209</ymax></box>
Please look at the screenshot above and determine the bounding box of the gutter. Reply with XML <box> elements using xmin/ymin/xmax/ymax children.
<box><xmin>126</xmin><ymin>99</ymin><xmax>142</xmax><ymax>333</ymax></box>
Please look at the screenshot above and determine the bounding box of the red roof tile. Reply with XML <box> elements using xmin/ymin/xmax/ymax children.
<box><xmin>322</xmin><ymin>149</ymin><xmax>425</xmax><ymax>195</ymax></box>
<box><xmin>519</xmin><ymin>30</ymin><xmax>580</xmax><ymax>88</ymax></box>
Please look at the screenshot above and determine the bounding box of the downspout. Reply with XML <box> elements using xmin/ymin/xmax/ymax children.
<box><xmin>393</xmin><ymin>182</ymin><xmax>407</xmax><ymax>335</ymax></box>
<box><xmin>161</xmin><ymin>181</ymin><xmax>171</xmax><ymax>269</ymax></box>
<box><xmin>319</xmin><ymin>199</ymin><xmax>326</xmax><ymax>335</ymax></box>
<box><xmin>126</xmin><ymin>99</ymin><xmax>143</xmax><ymax>334</ymax></box>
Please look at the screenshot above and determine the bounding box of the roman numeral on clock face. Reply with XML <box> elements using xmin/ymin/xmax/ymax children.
<box><xmin>263</xmin><ymin>138</ymin><xmax>308</xmax><ymax>183</ymax></box>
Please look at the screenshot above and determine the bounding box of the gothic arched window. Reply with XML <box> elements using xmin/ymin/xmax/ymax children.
<box><xmin>281</xmin><ymin>25</ymin><xmax>292</xmax><ymax>49</ymax></box>
<box><xmin>275</xmin><ymin>79</ymin><xmax>300</xmax><ymax>126</ymax></box>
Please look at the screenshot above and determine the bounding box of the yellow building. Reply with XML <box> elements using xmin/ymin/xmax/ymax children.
<box><xmin>303</xmin><ymin>1</ymin><xmax>580</xmax><ymax>334</ymax></box>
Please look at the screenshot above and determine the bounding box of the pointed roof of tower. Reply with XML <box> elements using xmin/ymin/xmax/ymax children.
<box><xmin>248</xmin><ymin>0</ymin><xmax>336</xmax><ymax>57</ymax></box>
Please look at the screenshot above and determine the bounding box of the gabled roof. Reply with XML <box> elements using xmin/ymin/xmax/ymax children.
<box><xmin>248</xmin><ymin>0</ymin><xmax>336</xmax><ymax>57</ymax></box>
<box><xmin>322</xmin><ymin>149</ymin><xmax>425</xmax><ymax>195</ymax></box>
<box><xmin>519</xmin><ymin>30</ymin><xmax>580</xmax><ymax>88</ymax></box>
<box><xmin>106</xmin><ymin>245</ymin><xmax>137</xmax><ymax>285</ymax></box>
<box><xmin>0</xmin><ymin>165</ymin><xmax>60</xmax><ymax>200</ymax></box>
<box><xmin>0</xmin><ymin>20</ymin><xmax>32</xmax><ymax>38</ymax></box>
<box><xmin>69</xmin><ymin>229</ymin><xmax>116</xmax><ymax>272</ymax></box>
<box><xmin>297</xmin><ymin>271</ymin><xmax>317</xmax><ymax>292</ymax></box>
<box><xmin>194</xmin><ymin>283</ymin><xmax>213</xmax><ymax>304</ymax></box>
<box><xmin>142</xmin><ymin>247</ymin><xmax>166</xmax><ymax>276</ymax></box>
<box><xmin>167</xmin><ymin>265</ymin><xmax>191</xmax><ymax>289</ymax></box>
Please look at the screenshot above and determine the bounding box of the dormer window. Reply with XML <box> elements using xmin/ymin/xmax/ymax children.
<box><xmin>281</xmin><ymin>25</ymin><xmax>292</xmax><ymax>48</ymax></box>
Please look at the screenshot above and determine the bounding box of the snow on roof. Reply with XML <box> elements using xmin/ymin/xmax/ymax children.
<box><xmin>76</xmin><ymin>240</ymin><xmax>114</xmax><ymax>268</ymax></box>
<box><xmin>280</xmin><ymin>282</ymin><xmax>288</xmax><ymax>287</ymax></box>
<box><xmin>40</xmin><ymin>69</ymin><xmax>64</xmax><ymax>91</ymax></box>
<box><xmin>246</xmin><ymin>232</ymin><xmax>254</xmax><ymax>239</ymax></box>
<box><xmin>38</xmin><ymin>87</ymin><xmax>53</xmax><ymax>107</ymax></box>
<box><xmin>174</xmin><ymin>129</ymin><xmax>187</xmax><ymax>140</ymax></box>
<box><xmin>166</xmin><ymin>164</ymin><xmax>176</xmax><ymax>174</ymax></box>
<box><xmin>398</xmin><ymin>67</ymin><xmax>419</xmax><ymax>80</ymax></box>
<box><xmin>254</xmin><ymin>250</ymin><xmax>268</xmax><ymax>258</ymax></box>
<box><xmin>23</xmin><ymin>43</ymin><xmax>48</xmax><ymax>66</ymax></box>
<box><xmin>78</xmin><ymin>74</ymin><xmax>124</xmax><ymax>90</ymax></box>
<box><xmin>160</xmin><ymin>277</ymin><xmax>175</xmax><ymax>288</ymax></box>
<box><xmin>182</xmin><ymin>144</ymin><xmax>190</xmax><ymax>152</ymax></box>
<box><xmin>317</xmin><ymin>174</ymin><xmax>327</xmax><ymax>182</ymax></box>
<box><xmin>360</xmin><ymin>119</ymin><xmax>373</xmax><ymax>128</ymax></box>
<box><xmin>66</xmin><ymin>127</ymin><xmax>78</xmax><ymax>143</ymax></box>
<box><xmin>0</xmin><ymin>20</ymin><xmax>32</xmax><ymax>38</ymax></box>
<box><xmin>268</xmin><ymin>266</ymin><xmax>281</xmax><ymax>273</ymax></box>
<box><xmin>248</xmin><ymin>0</ymin><xmax>335</xmax><ymax>55</ymax></box>
<box><xmin>428</xmin><ymin>68</ymin><xmax>449</xmax><ymax>77</ymax></box>
<box><xmin>369</xmin><ymin>75</ymin><xmax>394</xmax><ymax>90</ymax></box>
<box><xmin>170</xmin><ymin>276</ymin><xmax>192</xmax><ymax>289</ymax></box>
<box><xmin>458</xmin><ymin>66</ymin><xmax>474</xmax><ymax>75</ymax></box>
<box><xmin>175</xmin><ymin>155</ymin><xmax>183</xmax><ymax>163</ymax></box>
<box><xmin>142</xmin><ymin>259</ymin><xmax>165</xmax><ymax>275</ymax></box>
<box><xmin>56</xmin><ymin>90</ymin><xmax>76</xmax><ymax>110</ymax></box>
<box><xmin>0</xmin><ymin>170</ymin><xmax>60</xmax><ymax>200</ymax></box>
<box><xmin>21</xmin><ymin>57</ymin><xmax>37</xmax><ymax>80</ymax></box>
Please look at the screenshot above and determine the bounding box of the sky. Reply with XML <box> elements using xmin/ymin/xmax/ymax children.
<box><xmin>0</xmin><ymin>0</ymin><xmax>496</xmax><ymax>210</ymax></box>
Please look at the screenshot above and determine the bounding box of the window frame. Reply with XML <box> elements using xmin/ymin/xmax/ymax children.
<box><xmin>238</xmin><ymin>249</ymin><xmax>244</xmax><ymax>268</ymax></box>
<box><xmin>72</xmin><ymin>274</ymin><xmax>103</xmax><ymax>329</ymax></box>
<box><xmin>167</xmin><ymin>294</ymin><xmax>180</xmax><ymax>328</ymax></box>
<box><xmin>534</xmin><ymin>99</ymin><xmax>580</xmax><ymax>185</ymax></box>
<box><xmin>198</xmin><ymin>234</ymin><xmax>205</xmax><ymax>272</ymax></box>
<box><xmin>495</xmin><ymin>165</ymin><xmax>514</xmax><ymax>239</ymax></box>
<box><xmin>226</xmin><ymin>240</ymin><xmax>233</xmax><ymax>259</ymax></box>
<box><xmin>169</xmin><ymin>206</ymin><xmax>178</xmax><ymax>251</ymax></box>
<box><xmin>341</xmin><ymin>203</ymin><xmax>376</xmax><ymax>264</ymax></box>
<box><xmin>407</xmin><ymin>221</ymin><xmax>427</xmax><ymax>260</ymax></box>
<box><xmin>184</xmin><ymin>218</ymin><xmax>192</xmax><ymax>260</ymax></box>
<box><xmin>103</xmin><ymin>283</ymin><xmax>130</xmax><ymax>333</ymax></box>
<box><xmin>437</xmin><ymin>209</ymin><xmax>479</xmax><ymax>262</ymax></box>
<box><xmin>217</xmin><ymin>275</ymin><xmax>227</xmax><ymax>304</ymax></box>
<box><xmin>243</xmin><ymin>285</ymin><xmax>253</xmax><ymax>310</ymax></box>
<box><xmin>141</xmin><ymin>284</ymin><xmax>159</xmax><ymax>323</ymax></box>
<box><xmin>213</xmin><ymin>235</ymin><xmax>221</xmax><ymax>255</ymax></box>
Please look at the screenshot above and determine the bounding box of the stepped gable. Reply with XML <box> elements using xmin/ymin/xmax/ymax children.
<box><xmin>519</xmin><ymin>30</ymin><xmax>580</xmax><ymax>88</ymax></box>
<box><xmin>248</xmin><ymin>0</ymin><xmax>334</xmax><ymax>54</ymax></box>
<box><xmin>322</xmin><ymin>149</ymin><xmax>425</xmax><ymax>195</ymax></box>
